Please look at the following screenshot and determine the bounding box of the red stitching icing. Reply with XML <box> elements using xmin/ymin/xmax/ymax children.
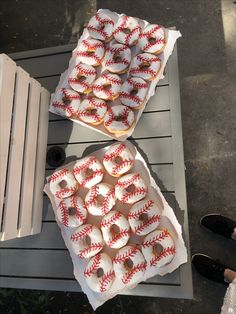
<box><xmin>122</xmin><ymin>262</ymin><xmax>147</xmax><ymax>284</ymax></box>
<box><xmin>113</xmin><ymin>15</ymin><xmax>129</xmax><ymax>36</ymax></box>
<box><xmin>82</xmin><ymin>39</ymin><xmax>104</xmax><ymax>50</ymax></box>
<box><xmin>142</xmin><ymin>229</ymin><xmax>170</xmax><ymax>248</ymax></box>
<box><xmin>143</xmin><ymin>38</ymin><xmax>165</xmax><ymax>52</ymax></box>
<box><xmin>107</xmin><ymin>229</ymin><xmax>130</xmax><ymax>247</ymax></box>
<box><xmin>75</xmin><ymin>64</ymin><xmax>96</xmax><ymax>76</ymax></box>
<box><xmin>128</xmin><ymin>200</ymin><xmax>154</xmax><ymax>219</ymax></box>
<box><xmin>112</xmin><ymin>159</ymin><xmax>134</xmax><ymax>175</ymax></box>
<box><xmin>48</xmin><ymin>169</ymin><xmax>69</xmax><ymax>183</ymax></box>
<box><xmin>139</xmin><ymin>25</ymin><xmax>161</xmax><ymax>38</ymax></box>
<box><xmin>126</xmin><ymin>78</ymin><xmax>148</xmax><ymax>89</ymax></box>
<box><xmin>62</xmin><ymin>88</ymin><xmax>81</xmax><ymax>100</ymax></box>
<box><xmin>58</xmin><ymin>200</ymin><xmax>69</xmax><ymax>226</ymax></box>
<box><xmin>71</xmin><ymin>225</ymin><xmax>93</xmax><ymax>242</ymax></box>
<box><xmin>105</xmin><ymin>58</ymin><xmax>130</xmax><ymax>67</ymax></box>
<box><xmin>84</xmin><ymin>254</ymin><xmax>101</xmax><ymax>277</ymax></box>
<box><xmin>85</xmin><ymin>185</ymin><xmax>99</xmax><ymax>208</ymax></box>
<box><xmin>74</xmin><ymin>157</ymin><xmax>96</xmax><ymax>175</ymax></box>
<box><xmin>150</xmin><ymin>246</ymin><xmax>176</xmax><ymax>266</ymax></box>
<box><xmin>76</xmin><ymin>51</ymin><xmax>101</xmax><ymax>64</ymax></box>
<box><xmin>103</xmin><ymin>143</ymin><xmax>126</xmax><ymax>162</ymax></box>
<box><xmin>113</xmin><ymin>247</ymin><xmax>138</xmax><ymax>264</ymax></box>
<box><xmin>120</xmin><ymin>92</ymin><xmax>142</xmax><ymax>105</ymax></box>
<box><xmin>134</xmin><ymin>214</ymin><xmax>161</xmax><ymax>235</ymax></box>
<box><xmin>100</xmin><ymin>270</ymin><xmax>115</xmax><ymax>292</ymax></box>
<box><xmin>55</xmin><ymin>186</ymin><xmax>76</xmax><ymax>199</ymax></box>
<box><xmin>88</xmin><ymin>97</ymin><xmax>107</xmax><ymax>109</ymax></box>
<box><xmin>78</xmin><ymin>243</ymin><xmax>103</xmax><ymax>258</ymax></box>
<box><xmin>95</xmin><ymin>12</ymin><xmax>114</xmax><ymax>26</ymax></box>
<box><xmin>125</xmin><ymin>26</ymin><xmax>140</xmax><ymax>45</ymax></box>
<box><xmin>80</xmin><ymin>169</ymin><xmax>104</xmax><ymax>187</ymax></box>
<box><xmin>116</xmin><ymin>173</ymin><xmax>140</xmax><ymax>188</ymax></box>
<box><xmin>121</xmin><ymin>187</ymin><xmax>147</xmax><ymax>203</ymax></box>
<box><xmin>87</xmin><ymin>25</ymin><xmax>108</xmax><ymax>40</ymax></box>
<box><xmin>71</xmin><ymin>196</ymin><xmax>86</xmax><ymax>224</ymax></box>
<box><xmin>101</xmin><ymin>188</ymin><xmax>115</xmax><ymax>215</ymax></box>
<box><xmin>137</xmin><ymin>54</ymin><xmax>161</xmax><ymax>64</ymax></box>
<box><xmin>68</xmin><ymin>78</ymin><xmax>90</xmax><ymax>90</ymax></box>
<box><xmin>100</xmin><ymin>211</ymin><xmax>122</xmax><ymax>228</ymax></box>
<box><xmin>104</xmin><ymin>108</ymin><xmax>116</xmax><ymax>127</ymax></box>
<box><xmin>130</xmin><ymin>67</ymin><xmax>157</xmax><ymax>78</ymax></box>
<box><xmin>52</xmin><ymin>101</ymin><xmax>75</xmax><ymax>116</ymax></box>
<box><xmin>93</xmin><ymin>84</ymin><xmax>113</xmax><ymax>98</ymax></box>
<box><xmin>102</xmin><ymin>74</ymin><xmax>122</xmax><ymax>85</ymax></box>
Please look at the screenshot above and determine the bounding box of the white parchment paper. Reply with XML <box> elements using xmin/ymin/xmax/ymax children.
<box><xmin>49</xmin><ymin>9</ymin><xmax>181</xmax><ymax>141</ymax></box>
<box><xmin>44</xmin><ymin>141</ymin><xmax>187</xmax><ymax>310</ymax></box>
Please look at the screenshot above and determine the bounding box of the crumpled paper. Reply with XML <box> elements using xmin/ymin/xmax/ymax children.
<box><xmin>44</xmin><ymin>141</ymin><xmax>187</xmax><ymax>310</ymax></box>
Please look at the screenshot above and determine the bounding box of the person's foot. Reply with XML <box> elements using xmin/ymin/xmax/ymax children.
<box><xmin>192</xmin><ymin>254</ymin><xmax>229</xmax><ymax>285</ymax></box>
<box><xmin>200</xmin><ymin>214</ymin><xmax>236</xmax><ymax>239</ymax></box>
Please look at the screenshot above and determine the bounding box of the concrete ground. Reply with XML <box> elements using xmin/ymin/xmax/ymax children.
<box><xmin>0</xmin><ymin>0</ymin><xmax>236</xmax><ymax>313</ymax></box>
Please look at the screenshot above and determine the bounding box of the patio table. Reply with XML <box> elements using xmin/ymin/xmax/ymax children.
<box><xmin>0</xmin><ymin>44</ymin><xmax>193</xmax><ymax>299</ymax></box>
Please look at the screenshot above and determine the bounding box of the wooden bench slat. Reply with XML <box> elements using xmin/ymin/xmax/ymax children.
<box><xmin>1</xmin><ymin>67</ymin><xmax>30</xmax><ymax>241</ymax></box>
<box><xmin>18</xmin><ymin>79</ymin><xmax>42</xmax><ymax>237</ymax></box>
<box><xmin>31</xmin><ymin>88</ymin><xmax>50</xmax><ymax>235</ymax></box>
<box><xmin>0</xmin><ymin>55</ymin><xmax>16</xmax><ymax>227</ymax></box>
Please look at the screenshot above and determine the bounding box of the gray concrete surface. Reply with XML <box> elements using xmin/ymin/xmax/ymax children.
<box><xmin>0</xmin><ymin>0</ymin><xmax>236</xmax><ymax>313</ymax></box>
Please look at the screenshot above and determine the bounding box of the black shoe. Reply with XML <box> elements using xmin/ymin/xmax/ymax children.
<box><xmin>200</xmin><ymin>214</ymin><xmax>236</xmax><ymax>239</ymax></box>
<box><xmin>192</xmin><ymin>254</ymin><xmax>228</xmax><ymax>285</ymax></box>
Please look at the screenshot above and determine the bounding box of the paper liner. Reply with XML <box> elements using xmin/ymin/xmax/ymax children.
<box><xmin>44</xmin><ymin>141</ymin><xmax>187</xmax><ymax>310</ymax></box>
<box><xmin>49</xmin><ymin>9</ymin><xmax>181</xmax><ymax>141</ymax></box>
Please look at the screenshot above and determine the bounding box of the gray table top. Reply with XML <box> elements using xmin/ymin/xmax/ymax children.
<box><xmin>0</xmin><ymin>44</ymin><xmax>193</xmax><ymax>299</ymax></box>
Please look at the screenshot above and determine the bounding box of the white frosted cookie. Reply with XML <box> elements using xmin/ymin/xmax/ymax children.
<box><xmin>130</xmin><ymin>53</ymin><xmax>162</xmax><ymax>81</ymax></box>
<box><xmin>141</xmin><ymin>229</ymin><xmax>176</xmax><ymax>267</ymax></box>
<box><xmin>139</xmin><ymin>24</ymin><xmax>166</xmax><ymax>54</ymax></box>
<box><xmin>103</xmin><ymin>142</ymin><xmax>134</xmax><ymax>177</ymax></box>
<box><xmin>85</xmin><ymin>183</ymin><xmax>116</xmax><ymax>216</ymax></box>
<box><xmin>93</xmin><ymin>73</ymin><xmax>122</xmax><ymax>100</ymax></box>
<box><xmin>100</xmin><ymin>210</ymin><xmax>130</xmax><ymax>249</ymax></box>
<box><xmin>113</xmin><ymin>15</ymin><xmax>141</xmax><ymax>46</ymax></box>
<box><xmin>115</xmin><ymin>172</ymin><xmax>147</xmax><ymax>204</ymax></box>
<box><xmin>76</xmin><ymin>39</ymin><xmax>105</xmax><ymax>66</ymax></box>
<box><xmin>84</xmin><ymin>253</ymin><xmax>115</xmax><ymax>293</ymax></box>
<box><xmin>113</xmin><ymin>245</ymin><xmax>146</xmax><ymax>285</ymax></box>
<box><xmin>128</xmin><ymin>198</ymin><xmax>161</xmax><ymax>235</ymax></box>
<box><xmin>68</xmin><ymin>63</ymin><xmax>96</xmax><ymax>94</ymax></box>
<box><xmin>120</xmin><ymin>77</ymin><xmax>148</xmax><ymax>109</ymax></box>
<box><xmin>104</xmin><ymin>105</ymin><xmax>135</xmax><ymax>134</ymax></box>
<box><xmin>70</xmin><ymin>224</ymin><xmax>104</xmax><ymax>259</ymax></box>
<box><xmin>74</xmin><ymin>156</ymin><xmax>104</xmax><ymax>188</ymax></box>
<box><xmin>78</xmin><ymin>97</ymin><xmax>107</xmax><ymax>125</ymax></box>
<box><xmin>87</xmin><ymin>12</ymin><xmax>114</xmax><ymax>42</ymax></box>
<box><xmin>103</xmin><ymin>43</ymin><xmax>131</xmax><ymax>74</ymax></box>
<box><xmin>57</xmin><ymin>195</ymin><xmax>87</xmax><ymax>228</ymax></box>
<box><xmin>51</xmin><ymin>88</ymin><xmax>81</xmax><ymax>118</ymax></box>
<box><xmin>49</xmin><ymin>168</ymin><xmax>78</xmax><ymax>199</ymax></box>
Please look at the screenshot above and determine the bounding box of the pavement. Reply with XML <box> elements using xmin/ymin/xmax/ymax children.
<box><xmin>0</xmin><ymin>0</ymin><xmax>236</xmax><ymax>313</ymax></box>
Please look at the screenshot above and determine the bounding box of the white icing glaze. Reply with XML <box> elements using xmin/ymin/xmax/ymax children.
<box><xmin>100</xmin><ymin>210</ymin><xmax>130</xmax><ymax>249</ymax></box>
<box><xmin>74</xmin><ymin>156</ymin><xmax>104</xmax><ymax>188</ymax></box>
<box><xmin>120</xmin><ymin>77</ymin><xmax>148</xmax><ymax>109</ymax></box>
<box><xmin>87</xmin><ymin>12</ymin><xmax>114</xmax><ymax>41</ymax></box>
<box><xmin>78</xmin><ymin>97</ymin><xmax>107</xmax><ymax>125</ymax></box>
<box><xmin>139</xmin><ymin>24</ymin><xmax>166</xmax><ymax>54</ymax></box>
<box><xmin>85</xmin><ymin>183</ymin><xmax>116</xmax><ymax>216</ymax></box>
<box><xmin>92</xmin><ymin>73</ymin><xmax>122</xmax><ymax>100</ymax></box>
<box><xmin>51</xmin><ymin>88</ymin><xmax>81</xmax><ymax>118</ymax></box>
<box><xmin>103</xmin><ymin>43</ymin><xmax>131</xmax><ymax>73</ymax></box>
<box><xmin>103</xmin><ymin>142</ymin><xmax>134</xmax><ymax>177</ymax></box>
<box><xmin>49</xmin><ymin>168</ymin><xmax>77</xmax><ymax>199</ymax></box>
<box><xmin>70</xmin><ymin>224</ymin><xmax>104</xmax><ymax>259</ymax></box>
<box><xmin>141</xmin><ymin>229</ymin><xmax>176</xmax><ymax>267</ymax></box>
<box><xmin>115</xmin><ymin>172</ymin><xmax>147</xmax><ymax>204</ymax></box>
<box><xmin>76</xmin><ymin>39</ymin><xmax>105</xmax><ymax>66</ymax></box>
<box><xmin>128</xmin><ymin>198</ymin><xmax>161</xmax><ymax>235</ymax></box>
<box><xmin>130</xmin><ymin>53</ymin><xmax>162</xmax><ymax>81</ymax></box>
<box><xmin>68</xmin><ymin>63</ymin><xmax>96</xmax><ymax>94</ymax></box>
<box><xmin>113</xmin><ymin>245</ymin><xmax>146</xmax><ymax>285</ymax></box>
<box><xmin>104</xmin><ymin>105</ymin><xmax>134</xmax><ymax>133</ymax></box>
<box><xmin>57</xmin><ymin>195</ymin><xmax>87</xmax><ymax>228</ymax></box>
<box><xmin>113</xmin><ymin>15</ymin><xmax>141</xmax><ymax>46</ymax></box>
<box><xmin>84</xmin><ymin>253</ymin><xmax>115</xmax><ymax>293</ymax></box>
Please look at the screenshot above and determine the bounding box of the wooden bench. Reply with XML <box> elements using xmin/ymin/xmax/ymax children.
<box><xmin>0</xmin><ymin>44</ymin><xmax>193</xmax><ymax>299</ymax></box>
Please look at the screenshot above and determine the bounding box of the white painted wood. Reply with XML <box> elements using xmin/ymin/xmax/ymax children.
<box><xmin>31</xmin><ymin>88</ymin><xmax>50</xmax><ymax>235</ymax></box>
<box><xmin>18</xmin><ymin>79</ymin><xmax>41</xmax><ymax>237</ymax></box>
<box><xmin>1</xmin><ymin>67</ymin><xmax>30</xmax><ymax>241</ymax></box>
<box><xmin>0</xmin><ymin>54</ymin><xmax>16</xmax><ymax>229</ymax></box>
